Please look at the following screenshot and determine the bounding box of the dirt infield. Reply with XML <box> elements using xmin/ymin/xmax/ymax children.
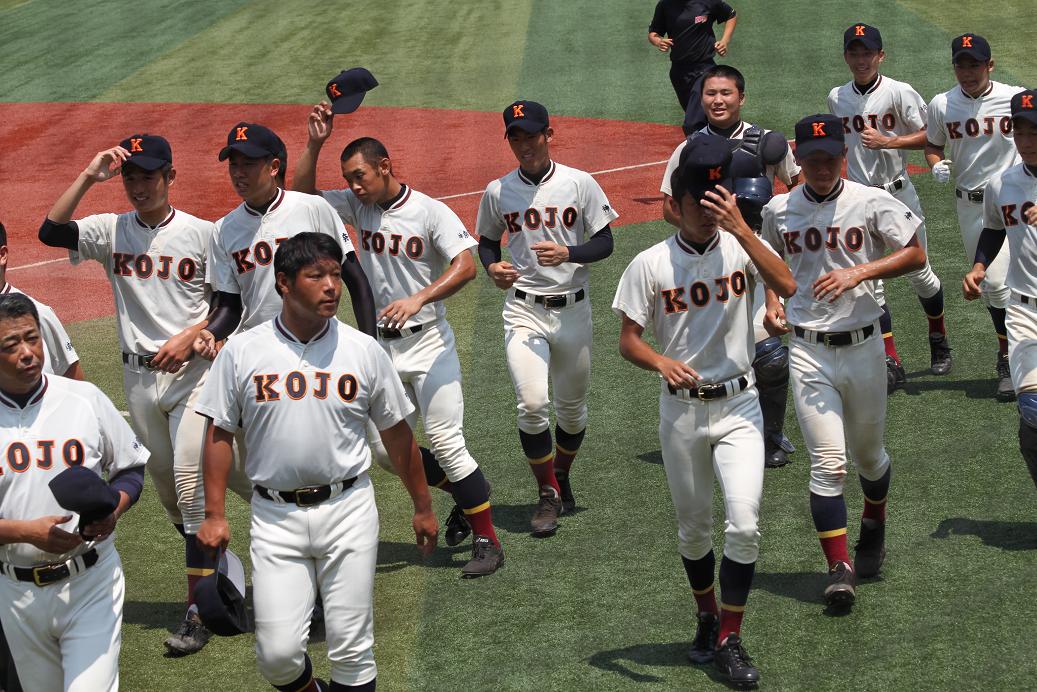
<box><xmin>0</xmin><ymin>102</ymin><xmax>685</xmax><ymax>323</ymax></box>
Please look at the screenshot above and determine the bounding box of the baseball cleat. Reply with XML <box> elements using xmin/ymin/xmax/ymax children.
<box><xmin>163</xmin><ymin>611</ymin><xmax>212</xmax><ymax>657</ymax></box>
<box><xmin>461</xmin><ymin>535</ymin><xmax>504</xmax><ymax>578</ymax></box>
<box><xmin>554</xmin><ymin>469</ymin><xmax>576</xmax><ymax>513</ymax></box>
<box><xmin>885</xmin><ymin>356</ymin><xmax>906</xmax><ymax>395</ymax></box>
<box><xmin>686</xmin><ymin>611</ymin><xmax>719</xmax><ymax>664</ymax></box>
<box><xmin>996</xmin><ymin>353</ymin><xmax>1016</xmax><ymax>402</ymax></box>
<box><xmin>928</xmin><ymin>332</ymin><xmax>953</xmax><ymax>375</ymax></box>
<box><xmin>530</xmin><ymin>485</ymin><xmax>562</xmax><ymax>536</ymax></box>
<box><xmin>823</xmin><ymin>561</ymin><xmax>856</xmax><ymax>608</ymax></box>
<box><xmin>854</xmin><ymin>520</ymin><xmax>886</xmax><ymax>578</ymax></box>
<box><xmin>444</xmin><ymin>504</ymin><xmax>472</xmax><ymax>547</ymax></box>
<box><xmin>713</xmin><ymin>633</ymin><xmax>760</xmax><ymax>689</ymax></box>
<box><xmin>764</xmin><ymin>444</ymin><xmax>791</xmax><ymax>469</ymax></box>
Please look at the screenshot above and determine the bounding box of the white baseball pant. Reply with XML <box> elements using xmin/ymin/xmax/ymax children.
<box><xmin>874</xmin><ymin>179</ymin><xmax>942</xmax><ymax>306</ymax></box>
<box><xmin>1007</xmin><ymin>299</ymin><xmax>1037</xmax><ymax>393</ymax></box>
<box><xmin>958</xmin><ymin>193</ymin><xmax>1010</xmax><ymax>309</ymax></box>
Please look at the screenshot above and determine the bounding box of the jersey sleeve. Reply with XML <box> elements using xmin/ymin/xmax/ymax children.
<box><xmin>70</xmin><ymin>213</ymin><xmax>118</xmax><ymax>266</ymax></box>
<box><xmin>648</xmin><ymin>1</ymin><xmax>667</xmax><ymax>34</ymax></box>
<box><xmin>925</xmin><ymin>95</ymin><xmax>947</xmax><ymax>147</ymax></box>
<box><xmin>313</xmin><ymin>197</ymin><xmax>354</xmax><ymax>256</ymax></box>
<box><xmin>826</xmin><ymin>87</ymin><xmax>839</xmax><ymax>115</ymax></box>
<box><xmin>92</xmin><ymin>385</ymin><xmax>149</xmax><ymax>475</ymax></box>
<box><xmin>366</xmin><ymin>342</ymin><xmax>416</xmax><ymax>431</ymax></box>
<box><xmin>429</xmin><ymin>202</ymin><xmax>478</xmax><ymax>261</ymax></box>
<box><xmin>321</xmin><ymin>188</ymin><xmax>360</xmax><ymax>229</ymax></box>
<box><xmin>194</xmin><ymin>345</ymin><xmax>243</xmax><ymax>433</ymax></box>
<box><xmin>759</xmin><ymin>201</ymin><xmax>784</xmax><ymax>257</ymax></box>
<box><xmin>611</xmin><ymin>253</ymin><xmax>655</xmax><ymax>329</ymax></box>
<box><xmin>475</xmin><ymin>181</ymin><xmax>507</xmax><ymax>241</ymax></box>
<box><xmin>869</xmin><ymin>191</ymin><xmax>922</xmax><ymax>250</ymax></box>
<box><xmin>208</xmin><ymin>222</ymin><xmax>241</xmax><ymax>295</ymax></box>
<box><xmin>579</xmin><ymin>173</ymin><xmax>620</xmax><ymax>235</ymax></box>
<box><xmin>983</xmin><ymin>177</ymin><xmax>1005</xmax><ymax>231</ymax></box>
<box><xmin>744</xmin><ymin>236</ymin><xmax>781</xmax><ymax>281</ymax></box>
<box><xmin>898</xmin><ymin>84</ymin><xmax>928</xmax><ymax>131</ymax></box>
<box><xmin>35</xmin><ymin>303</ymin><xmax>78</xmax><ymax>374</ymax></box>
<box><xmin>660</xmin><ymin>142</ymin><xmax>684</xmax><ymax>196</ymax></box>
<box><xmin>712</xmin><ymin>0</ymin><xmax>736</xmax><ymax>22</ymax></box>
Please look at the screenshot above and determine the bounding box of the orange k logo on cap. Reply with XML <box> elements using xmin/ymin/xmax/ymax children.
<box><xmin>962</xmin><ymin>35</ymin><xmax>973</xmax><ymax>48</ymax></box>
<box><xmin>812</xmin><ymin>122</ymin><xmax>827</xmax><ymax>137</ymax></box>
<box><xmin>855</xmin><ymin>25</ymin><xmax>865</xmax><ymax>36</ymax></box>
<box><xmin>129</xmin><ymin>138</ymin><xmax>143</xmax><ymax>153</ymax></box>
<box><xmin>329</xmin><ymin>83</ymin><xmax>342</xmax><ymax>98</ymax></box>
<box><xmin>235</xmin><ymin>127</ymin><xmax>249</xmax><ymax>141</ymax></box>
<box><xmin>708</xmin><ymin>167</ymin><xmax>722</xmax><ymax>181</ymax></box>
<box><xmin>1022</xmin><ymin>94</ymin><xmax>1034</xmax><ymax>109</ymax></box>
<box><xmin>512</xmin><ymin>104</ymin><xmax>525</xmax><ymax>118</ymax></box>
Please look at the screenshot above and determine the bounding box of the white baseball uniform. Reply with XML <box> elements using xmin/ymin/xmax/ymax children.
<box><xmin>210</xmin><ymin>188</ymin><xmax>355</xmax><ymax>331</ymax></box>
<box><xmin>476</xmin><ymin>161</ymin><xmax>618</xmax><ymax>436</ymax></box>
<box><xmin>984</xmin><ymin>164</ymin><xmax>1037</xmax><ymax>391</ymax></box>
<box><xmin>195</xmin><ymin>315</ymin><xmax>413</xmax><ymax>687</ymax></box>
<box><xmin>0</xmin><ymin>375</ymin><xmax>148</xmax><ymax>692</ymax></box>
<box><xmin>322</xmin><ymin>184</ymin><xmax>479</xmax><ymax>482</ymax></box>
<box><xmin>927</xmin><ymin>80</ymin><xmax>1023</xmax><ymax>308</ymax></box>
<box><xmin>613</xmin><ymin>231</ymin><xmax>766</xmax><ymax>563</ymax></box>
<box><xmin>2</xmin><ymin>283</ymin><xmax>79</xmax><ymax>376</ymax></box>
<box><xmin>70</xmin><ymin>208</ymin><xmax>250</xmax><ymax>533</ymax></box>
<box><xmin>829</xmin><ymin>75</ymin><xmax>941</xmax><ymax>300</ymax></box>
<box><xmin>661</xmin><ymin>123</ymin><xmax>800</xmax><ymax>342</ymax></box>
<box><xmin>761</xmin><ymin>180</ymin><xmax>920</xmax><ymax>495</ymax></box>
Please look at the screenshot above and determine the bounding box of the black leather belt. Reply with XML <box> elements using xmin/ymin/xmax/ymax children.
<box><xmin>668</xmin><ymin>375</ymin><xmax>749</xmax><ymax>401</ymax></box>
<box><xmin>3</xmin><ymin>548</ymin><xmax>99</xmax><ymax>586</ymax></box>
<box><xmin>378</xmin><ymin>322</ymin><xmax>432</xmax><ymax>340</ymax></box>
<box><xmin>255</xmin><ymin>477</ymin><xmax>358</xmax><ymax>506</ymax></box>
<box><xmin>122</xmin><ymin>352</ymin><xmax>158</xmax><ymax>369</ymax></box>
<box><xmin>873</xmin><ymin>177</ymin><xmax>905</xmax><ymax>194</ymax></box>
<box><xmin>1015</xmin><ymin>292</ymin><xmax>1036</xmax><ymax>305</ymax></box>
<box><xmin>956</xmin><ymin>188</ymin><xmax>984</xmax><ymax>203</ymax></box>
<box><xmin>794</xmin><ymin>324</ymin><xmax>875</xmax><ymax>346</ymax></box>
<box><xmin>514</xmin><ymin>288</ymin><xmax>586</xmax><ymax>309</ymax></box>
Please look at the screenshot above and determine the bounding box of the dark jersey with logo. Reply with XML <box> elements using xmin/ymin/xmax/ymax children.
<box><xmin>649</xmin><ymin>0</ymin><xmax>735</xmax><ymax>64</ymax></box>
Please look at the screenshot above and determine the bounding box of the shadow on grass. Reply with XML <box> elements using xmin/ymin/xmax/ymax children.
<box><xmin>123</xmin><ymin>600</ymin><xmax>185</xmax><ymax>632</ymax></box>
<box><xmin>751</xmin><ymin>570</ymin><xmax>827</xmax><ymax>606</ymax></box>
<box><xmin>587</xmin><ymin>641</ymin><xmax>736</xmax><ymax>687</ymax></box>
<box><xmin>376</xmin><ymin>540</ymin><xmax>467</xmax><ymax>574</ymax></box>
<box><xmin>931</xmin><ymin>517</ymin><xmax>1037</xmax><ymax>551</ymax></box>
<box><xmin>637</xmin><ymin>450</ymin><xmax>663</xmax><ymax>465</ymax></box>
<box><xmin>899</xmin><ymin>375</ymin><xmax>997</xmax><ymax>399</ymax></box>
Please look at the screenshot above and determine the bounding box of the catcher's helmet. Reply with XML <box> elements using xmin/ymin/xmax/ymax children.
<box><xmin>734</xmin><ymin>176</ymin><xmax>773</xmax><ymax>232</ymax></box>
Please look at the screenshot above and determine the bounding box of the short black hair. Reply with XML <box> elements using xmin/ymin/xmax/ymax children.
<box><xmin>340</xmin><ymin>137</ymin><xmax>390</xmax><ymax>167</ymax></box>
<box><xmin>0</xmin><ymin>293</ymin><xmax>39</xmax><ymax>328</ymax></box>
<box><xmin>273</xmin><ymin>232</ymin><xmax>343</xmax><ymax>296</ymax></box>
<box><xmin>0</xmin><ymin>221</ymin><xmax>7</xmax><ymax>247</ymax></box>
<box><xmin>701</xmin><ymin>64</ymin><xmax>746</xmax><ymax>94</ymax></box>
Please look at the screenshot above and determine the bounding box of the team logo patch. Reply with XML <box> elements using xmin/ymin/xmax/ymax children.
<box><xmin>512</xmin><ymin>104</ymin><xmax>525</xmax><ymax>118</ymax></box>
<box><xmin>855</xmin><ymin>25</ymin><xmax>866</xmax><ymax>36</ymax></box>
<box><xmin>812</xmin><ymin>122</ymin><xmax>827</xmax><ymax>137</ymax></box>
<box><xmin>961</xmin><ymin>35</ymin><xmax>973</xmax><ymax>48</ymax></box>
<box><xmin>1023</xmin><ymin>94</ymin><xmax>1034</xmax><ymax>109</ymax></box>
<box><xmin>329</xmin><ymin>83</ymin><xmax>342</xmax><ymax>98</ymax></box>
<box><xmin>905</xmin><ymin>211</ymin><xmax>913</xmax><ymax>219</ymax></box>
<box><xmin>458</xmin><ymin>230</ymin><xmax>470</xmax><ymax>239</ymax></box>
<box><xmin>129</xmin><ymin>138</ymin><xmax>144</xmax><ymax>153</ymax></box>
<box><xmin>235</xmin><ymin>126</ymin><xmax>249</xmax><ymax>141</ymax></box>
<box><xmin>602</xmin><ymin>204</ymin><xmax>611</xmax><ymax>212</ymax></box>
<box><xmin>707</xmin><ymin>167</ymin><xmax>722</xmax><ymax>181</ymax></box>
<box><xmin>65</xmin><ymin>341</ymin><xmax>73</xmax><ymax>352</ymax></box>
<box><xmin>694</xmin><ymin>15</ymin><xmax>707</xmax><ymax>23</ymax></box>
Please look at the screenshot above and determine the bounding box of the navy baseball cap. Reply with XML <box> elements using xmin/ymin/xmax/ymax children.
<box><xmin>844</xmin><ymin>23</ymin><xmax>882</xmax><ymax>51</ymax></box>
<box><xmin>794</xmin><ymin>114</ymin><xmax>845</xmax><ymax>158</ymax></box>
<box><xmin>195</xmin><ymin>549</ymin><xmax>249</xmax><ymax>637</ymax></box>
<box><xmin>325</xmin><ymin>68</ymin><xmax>379</xmax><ymax>114</ymax></box>
<box><xmin>952</xmin><ymin>33</ymin><xmax>991</xmax><ymax>63</ymax></box>
<box><xmin>218</xmin><ymin>123</ymin><xmax>285</xmax><ymax>161</ymax></box>
<box><xmin>672</xmin><ymin>134</ymin><xmax>734</xmax><ymax>202</ymax></box>
<box><xmin>119</xmin><ymin>134</ymin><xmax>172</xmax><ymax>171</ymax></box>
<box><xmin>48</xmin><ymin>466</ymin><xmax>120</xmax><ymax>535</ymax></box>
<box><xmin>1012</xmin><ymin>90</ymin><xmax>1037</xmax><ymax>126</ymax></box>
<box><xmin>503</xmin><ymin>100</ymin><xmax>549</xmax><ymax>137</ymax></box>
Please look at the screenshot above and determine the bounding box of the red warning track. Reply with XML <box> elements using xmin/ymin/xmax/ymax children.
<box><xmin>0</xmin><ymin>103</ymin><xmax>684</xmax><ymax>324</ymax></box>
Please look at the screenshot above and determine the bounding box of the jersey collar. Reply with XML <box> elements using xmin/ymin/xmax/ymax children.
<box><xmin>517</xmin><ymin>161</ymin><xmax>556</xmax><ymax>186</ymax></box>
<box><xmin>274</xmin><ymin>315</ymin><xmax>332</xmax><ymax>346</ymax></box>
<box><xmin>244</xmin><ymin>188</ymin><xmax>286</xmax><ymax>217</ymax></box>
<box><xmin>674</xmin><ymin>231</ymin><xmax>720</xmax><ymax>256</ymax></box>
<box><xmin>959</xmin><ymin>83</ymin><xmax>994</xmax><ymax>100</ymax></box>
<box><xmin>0</xmin><ymin>376</ymin><xmax>47</xmax><ymax>410</ymax></box>
<box><xmin>0</xmin><ymin>283</ymin><xmax>11</xmax><ymax>295</ymax></box>
<box><xmin>802</xmin><ymin>180</ymin><xmax>845</xmax><ymax>204</ymax></box>
<box><xmin>852</xmin><ymin>75</ymin><xmax>882</xmax><ymax>96</ymax></box>
<box><xmin>380</xmin><ymin>184</ymin><xmax>411</xmax><ymax>211</ymax></box>
<box><xmin>134</xmin><ymin>207</ymin><xmax>176</xmax><ymax>231</ymax></box>
<box><xmin>705</xmin><ymin>121</ymin><xmax>746</xmax><ymax>139</ymax></box>
<box><xmin>1023</xmin><ymin>164</ymin><xmax>1037</xmax><ymax>179</ymax></box>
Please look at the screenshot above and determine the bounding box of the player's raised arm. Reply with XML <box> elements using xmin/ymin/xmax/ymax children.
<box><xmin>292</xmin><ymin>101</ymin><xmax>334</xmax><ymax>196</ymax></box>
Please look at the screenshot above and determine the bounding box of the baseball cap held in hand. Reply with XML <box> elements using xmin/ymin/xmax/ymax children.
<box><xmin>326</xmin><ymin>68</ymin><xmax>379</xmax><ymax>114</ymax></box>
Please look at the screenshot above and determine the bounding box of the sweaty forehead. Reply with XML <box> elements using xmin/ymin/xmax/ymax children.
<box><xmin>0</xmin><ymin>315</ymin><xmax>38</xmax><ymax>341</ymax></box>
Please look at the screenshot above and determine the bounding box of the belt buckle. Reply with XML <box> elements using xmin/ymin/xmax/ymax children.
<box><xmin>697</xmin><ymin>383</ymin><xmax>720</xmax><ymax>400</ymax></box>
<box><xmin>294</xmin><ymin>486</ymin><xmax>324</xmax><ymax>507</ymax></box>
<box><xmin>32</xmin><ymin>563</ymin><xmax>67</xmax><ymax>587</ymax></box>
<box><xmin>543</xmin><ymin>295</ymin><xmax>566</xmax><ymax>309</ymax></box>
<box><xmin>143</xmin><ymin>355</ymin><xmax>158</xmax><ymax>370</ymax></box>
<box><xmin>823</xmin><ymin>333</ymin><xmax>834</xmax><ymax>347</ymax></box>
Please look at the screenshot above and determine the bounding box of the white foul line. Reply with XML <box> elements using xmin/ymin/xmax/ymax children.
<box><xmin>9</xmin><ymin>158</ymin><xmax>670</xmax><ymax>272</ymax></box>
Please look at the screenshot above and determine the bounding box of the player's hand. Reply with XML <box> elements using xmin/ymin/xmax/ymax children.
<box><xmin>701</xmin><ymin>186</ymin><xmax>751</xmax><ymax>237</ymax></box>
<box><xmin>83</xmin><ymin>147</ymin><xmax>131</xmax><ymax>183</ymax></box>
<box><xmin>412</xmin><ymin>509</ymin><xmax>438</xmax><ymax>557</ymax></box>
<box><xmin>714</xmin><ymin>39</ymin><xmax>729</xmax><ymax>56</ymax></box>
<box><xmin>860</xmin><ymin>126</ymin><xmax>890</xmax><ymax>150</ymax></box>
<box><xmin>963</xmin><ymin>267</ymin><xmax>985</xmax><ymax>301</ymax></box>
<box><xmin>655</xmin><ymin>37</ymin><xmax>673</xmax><ymax>52</ymax></box>
<box><xmin>530</xmin><ymin>241</ymin><xmax>570</xmax><ymax>267</ymax></box>
<box><xmin>656</xmin><ymin>356</ymin><xmax>701</xmax><ymax>389</ymax></box>
<box><xmin>307</xmin><ymin>101</ymin><xmax>334</xmax><ymax>144</ymax></box>
<box><xmin>197</xmin><ymin>516</ymin><xmax>231</xmax><ymax>556</ymax></box>
<box><xmin>814</xmin><ymin>268</ymin><xmax>863</xmax><ymax>302</ymax></box>
<box><xmin>24</xmin><ymin>515</ymin><xmax>83</xmax><ymax>553</ymax></box>
<box><xmin>151</xmin><ymin>330</ymin><xmax>197</xmax><ymax>373</ymax></box>
<box><xmin>81</xmin><ymin>512</ymin><xmax>118</xmax><ymax>542</ymax></box>
<box><xmin>193</xmin><ymin>329</ymin><xmax>221</xmax><ymax>361</ymax></box>
<box><xmin>764</xmin><ymin>302</ymin><xmax>791</xmax><ymax>335</ymax></box>
<box><xmin>1025</xmin><ymin>205</ymin><xmax>1037</xmax><ymax>226</ymax></box>
<box><xmin>932</xmin><ymin>159</ymin><xmax>952</xmax><ymax>184</ymax></box>
<box><xmin>487</xmin><ymin>261</ymin><xmax>519</xmax><ymax>290</ymax></box>
<box><xmin>378</xmin><ymin>296</ymin><xmax>424</xmax><ymax>330</ymax></box>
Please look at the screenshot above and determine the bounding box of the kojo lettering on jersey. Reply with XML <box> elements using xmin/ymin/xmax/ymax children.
<box><xmin>503</xmin><ymin>206</ymin><xmax>579</xmax><ymax>233</ymax></box>
<box><xmin>231</xmin><ymin>238</ymin><xmax>289</xmax><ymax>274</ymax></box>
<box><xmin>1002</xmin><ymin>202</ymin><xmax>1036</xmax><ymax>226</ymax></box>
<box><xmin>945</xmin><ymin>117</ymin><xmax>1013</xmax><ymax>139</ymax></box>
<box><xmin>252</xmin><ymin>371</ymin><xmax>359</xmax><ymax>403</ymax></box>
<box><xmin>2</xmin><ymin>439</ymin><xmax>85</xmax><ymax>473</ymax></box>
<box><xmin>359</xmin><ymin>230</ymin><xmax>424</xmax><ymax>258</ymax></box>
<box><xmin>782</xmin><ymin>226</ymin><xmax>865</xmax><ymax>255</ymax></box>
<box><xmin>841</xmin><ymin>114</ymin><xmax>898</xmax><ymax>134</ymax></box>
<box><xmin>112</xmin><ymin>253</ymin><xmax>197</xmax><ymax>281</ymax></box>
<box><xmin>660</xmin><ymin>272</ymin><xmax>748</xmax><ymax>313</ymax></box>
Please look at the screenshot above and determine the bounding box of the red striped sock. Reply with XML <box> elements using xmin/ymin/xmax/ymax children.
<box><xmin>883</xmin><ymin>333</ymin><xmax>900</xmax><ymax>362</ymax></box>
<box><xmin>529</xmin><ymin>454</ymin><xmax>561</xmax><ymax>494</ymax></box>
<box><xmin>693</xmin><ymin>584</ymin><xmax>719</xmax><ymax>616</ymax></box>
<box><xmin>863</xmin><ymin>495</ymin><xmax>887</xmax><ymax>523</ymax></box>
<box><xmin>818</xmin><ymin>528</ymin><xmax>851</xmax><ymax>569</ymax></box>
<box><xmin>926</xmin><ymin>312</ymin><xmax>946</xmax><ymax>336</ymax></box>
<box><xmin>554</xmin><ymin>446</ymin><xmax>577</xmax><ymax>474</ymax></box>
<box><xmin>718</xmin><ymin>604</ymin><xmax>745</xmax><ymax>644</ymax></box>
<box><xmin>999</xmin><ymin>334</ymin><xmax>1009</xmax><ymax>356</ymax></box>
<box><xmin>464</xmin><ymin>502</ymin><xmax>500</xmax><ymax>547</ymax></box>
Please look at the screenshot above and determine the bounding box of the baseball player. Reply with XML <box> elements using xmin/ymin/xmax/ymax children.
<box><xmin>196</xmin><ymin>233</ymin><xmax>438</xmax><ymax>692</ymax></box>
<box><xmin>829</xmin><ymin>23</ymin><xmax>952</xmax><ymax>391</ymax></box>
<box><xmin>660</xmin><ymin>64</ymin><xmax>801</xmax><ymax>468</ymax></box>
<box><xmin>925</xmin><ymin>33</ymin><xmax>1024</xmax><ymax>401</ymax></box>
<box><xmin>477</xmin><ymin>100</ymin><xmax>618</xmax><ymax>536</ymax></box>
<box><xmin>194</xmin><ymin>122</ymin><xmax>377</xmax><ymax>357</ymax></box>
<box><xmin>0</xmin><ymin>293</ymin><xmax>148</xmax><ymax>691</ymax></box>
<box><xmin>615</xmin><ymin>136</ymin><xmax>795</xmax><ymax>688</ymax></box>
<box><xmin>963</xmin><ymin>90</ymin><xmax>1037</xmax><ymax>492</ymax></box>
<box><xmin>760</xmin><ymin>114</ymin><xmax>926</xmax><ymax>608</ymax></box>
<box><xmin>38</xmin><ymin>134</ymin><xmax>253</xmax><ymax>655</ymax></box>
<box><xmin>292</xmin><ymin>104</ymin><xmax>502</xmax><ymax>577</ymax></box>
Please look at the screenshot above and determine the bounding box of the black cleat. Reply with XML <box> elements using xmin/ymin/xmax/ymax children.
<box><xmin>164</xmin><ymin>611</ymin><xmax>212</xmax><ymax>657</ymax></box>
<box><xmin>444</xmin><ymin>504</ymin><xmax>472</xmax><ymax>547</ymax></box>
<box><xmin>531</xmin><ymin>485</ymin><xmax>561</xmax><ymax>536</ymax></box>
<box><xmin>997</xmin><ymin>353</ymin><xmax>1016</xmax><ymax>402</ymax></box>
<box><xmin>823</xmin><ymin>561</ymin><xmax>856</xmax><ymax>608</ymax></box>
<box><xmin>714</xmin><ymin>633</ymin><xmax>760</xmax><ymax>689</ymax></box>
<box><xmin>886</xmin><ymin>356</ymin><xmax>906</xmax><ymax>395</ymax></box>
<box><xmin>554</xmin><ymin>469</ymin><xmax>576</xmax><ymax>513</ymax></box>
<box><xmin>461</xmin><ymin>535</ymin><xmax>504</xmax><ymax>578</ymax></box>
<box><xmin>854</xmin><ymin>520</ymin><xmax>886</xmax><ymax>578</ymax></box>
<box><xmin>929</xmin><ymin>332</ymin><xmax>953</xmax><ymax>376</ymax></box>
<box><xmin>686</xmin><ymin>612</ymin><xmax>719</xmax><ymax>664</ymax></box>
